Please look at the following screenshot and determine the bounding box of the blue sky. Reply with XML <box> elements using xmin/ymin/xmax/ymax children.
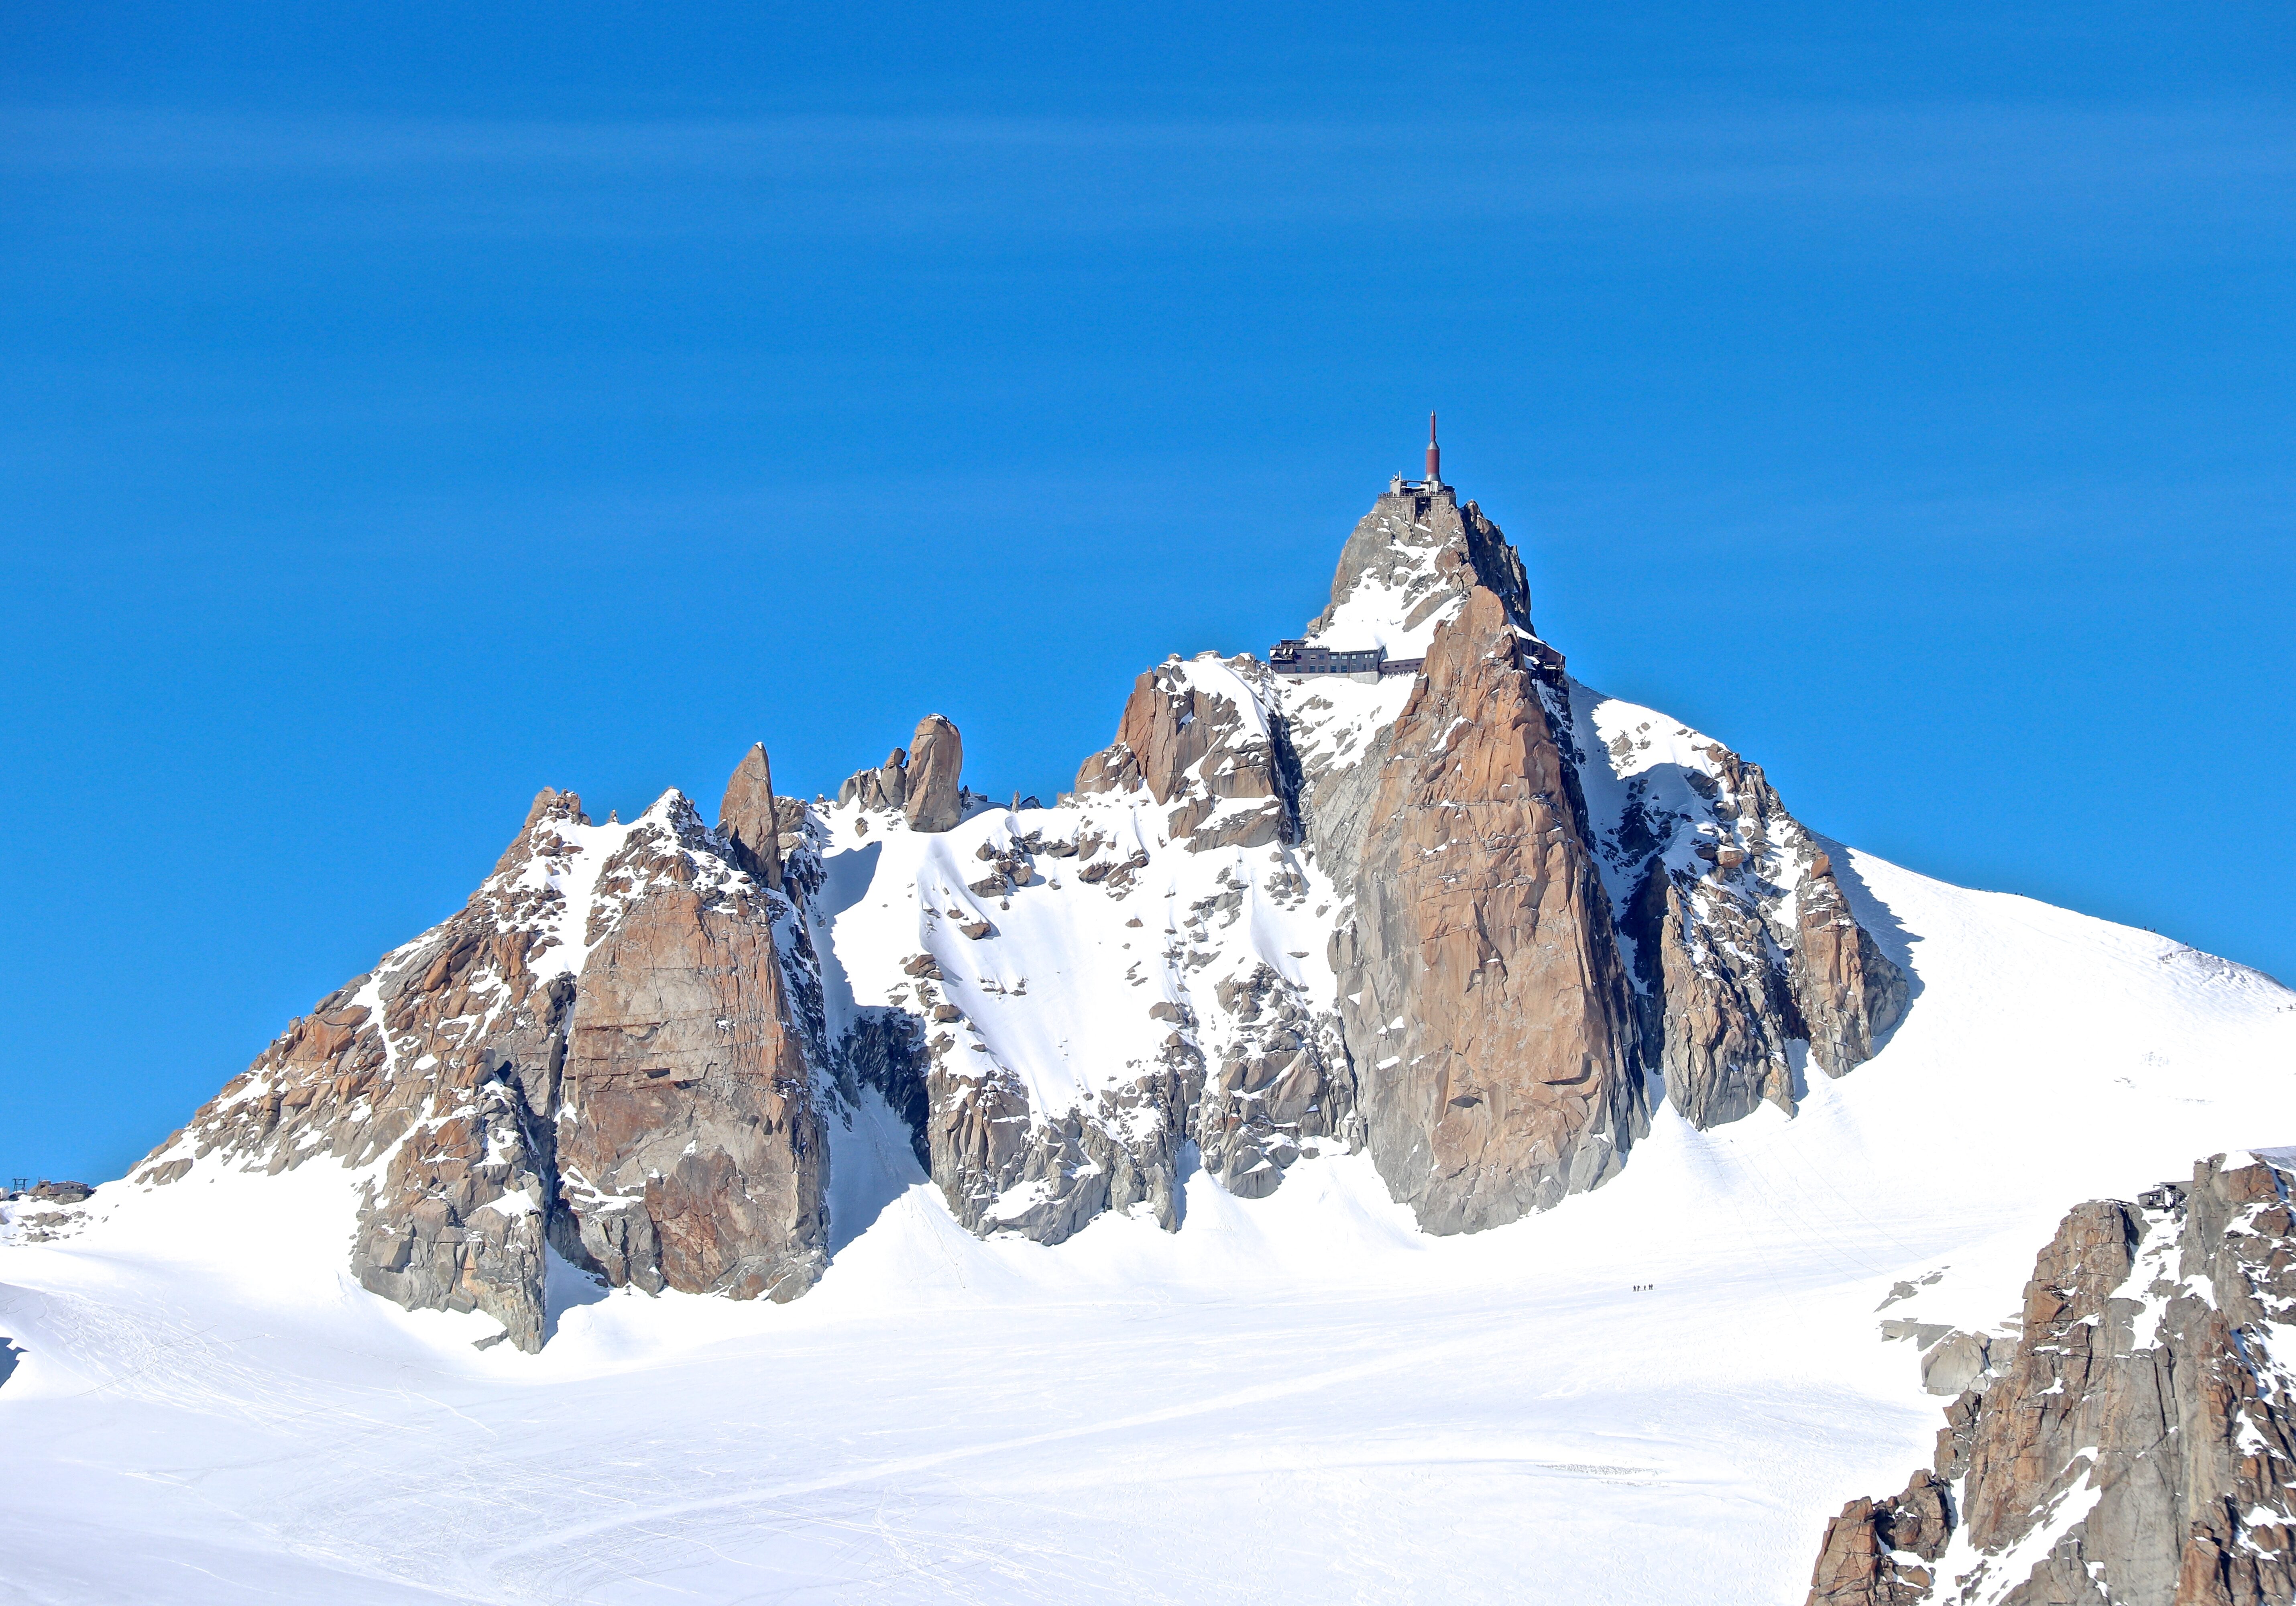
<box><xmin>5</xmin><ymin>3</ymin><xmax>2291</xmax><ymax>1182</ymax></box>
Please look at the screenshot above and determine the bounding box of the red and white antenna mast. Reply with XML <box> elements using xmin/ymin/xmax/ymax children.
<box><xmin>1425</xmin><ymin>412</ymin><xmax>1440</xmax><ymax>485</ymax></box>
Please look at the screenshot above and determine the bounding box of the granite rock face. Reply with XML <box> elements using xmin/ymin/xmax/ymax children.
<box><xmin>554</xmin><ymin>822</ymin><xmax>826</xmax><ymax>1304</ymax></box>
<box><xmin>1592</xmin><ymin>717</ymin><xmax>1911</xmax><ymax>1130</ymax></box>
<box><xmin>904</xmin><ymin>715</ymin><xmax>965</xmax><ymax>833</ymax></box>
<box><xmin>133</xmin><ymin>778</ymin><xmax>829</xmax><ymax>1351</ymax></box>
<box><xmin>1332</xmin><ymin>586</ymin><xmax>1647</xmax><ymax>1233</ymax></box>
<box><xmin>1645</xmin><ymin>869</ymin><xmax>1801</xmax><ymax>1126</ymax></box>
<box><xmin>1075</xmin><ymin>658</ymin><xmax>1296</xmax><ymax>853</ymax></box>
<box><xmin>718</xmin><ymin>741</ymin><xmax>784</xmax><ymax>891</ymax></box>
<box><xmin>1807</xmin><ymin>1473</ymin><xmax>1954</xmax><ymax>1605</ymax></box>
<box><xmin>1792</xmin><ymin>850</ymin><xmax>1911</xmax><ymax>1078</ymax></box>
<box><xmin>1805</xmin><ymin>1154</ymin><xmax>2296</xmax><ymax>1605</ymax></box>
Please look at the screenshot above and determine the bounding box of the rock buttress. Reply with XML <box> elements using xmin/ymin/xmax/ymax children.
<box><xmin>1597</xmin><ymin>722</ymin><xmax>1911</xmax><ymax>1130</ymax></box>
<box><xmin>1075</xmin><ymin>658</ymin><xmax>1295</xmax><ymax>853</ymax></box>
<box><xmin>1334</xmin><ymin>586</ymin><xmax>1647</xmax><ymax>1233</ymax></box>
<box><xmin>554</xmin><ymin>814</ymin><xmax>827</xmax><ymax>1303</ymax></box>
<box><xmin>132</xmin><ymin>781</ymin><xmax>832</xmax><ymax>1350</ymax></box>
<box><xmin>1803</xmin><ymin>1153</ymin><xmax>2296</xmax><ymax>1604</ymax></box>
<box><xmin>1791</xmin><ymin>850</ymin><xmax>1909</xmax><ymax>1078</ymax></box>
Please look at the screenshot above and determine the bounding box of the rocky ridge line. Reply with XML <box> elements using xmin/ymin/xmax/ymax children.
<box><xmin>119</xmin><ymin>466</ymin><xmax>1921</xmax><ymax>1345</ymax></box>
<box><xmin>130</xmin><ymin>786</ymin><xmax>828</xmax><ymax>1351</ymax></box>
<box><xmin>1807</xmin><ymin>1153</ymin><xmax>2296</xmax><ymax>1605</ymax></box>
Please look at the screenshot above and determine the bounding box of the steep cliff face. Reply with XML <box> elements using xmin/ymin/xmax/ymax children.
<box><xmin>1567</xmin><ymin>685</ymin><xmax>1911</xmax><ymax>1128</ymax></box>
<box><xmin>1806</xmin><ymin>1153</ymin><xmax>2296</xmax><ymax>1606</ymax></box>
<box><xmin>1076</xmin><ymin>657</ymin><xmax>1297</xmax><ymax>851</ymax></box>
<box><xmin>131</xmin><ymin>782</ymin><xmax>829</xmax><ymax>1351</ymax></box>
<box><xmin>1329</xmin><ymin>587</ymin><xmax>1646</xmax><ymax>1231</ymax></box>
<box><xmin>554</xmin><ymin>831</ymin><xmax>825</xmax><ymax>1304</ymax></box>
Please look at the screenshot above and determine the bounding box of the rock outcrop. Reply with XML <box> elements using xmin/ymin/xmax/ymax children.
<box><xmin>1793</xmin><ymin>850</ymin><xmax>1911</xmax><ymax>1076</ymax></box>
<box><xmin>1807</xmin><ymin>1473</ymin><xmax>1954</xmax><ymax>1605</ymax></box>
<box><xmin>1589</xmin><ymin>709</ymin><xmax>1910</xmax><ymax>1129</ymax></box>
<box><xmin>132</xmin><ymin>776</ymin><xmax>828</xmax><ymax>1351</ymax></box>
<box><xmin>919</xmin><ymin>1057</ymin><xmax>1195</xmax><ymax>1242</ymax></box>
<box><xmin>718</xmin><ymin>741</ymin><xmax>784</xmax><ymax>891</ymax></box>
<box><xmin>1075</xmin><ymin>658</ymin><xmax>1296</xmax><ymax>852</ymax></box>
<box><xmin>833</xmin><ymin>762</ymin><xmax>1355</xmax><ymax>1245</ymax></box>
<box><xmin>1805</xmin><ymin>1154</ymin><xmax>2296</xmax><ymax>1604</ymax></box>
<box><xmin>1333</xmin><ymin>587</ymin><xmax>1647</xmax><ymax>1232</ymax></box>
<box><xmin>904</xmin><ymin>715</ymin><xmax>965</xmax><ymax>832</ymax></box>
<box><xmin>834</xmin><ymin>715</ymin><xmax>969</xmax><ymax>834</ymax></box>
<box><xmin>839</xmin><ymin>748</ymin><xmax>909</xmax><ymax>811</ymax></box>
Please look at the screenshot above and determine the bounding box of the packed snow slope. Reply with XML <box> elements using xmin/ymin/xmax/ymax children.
<box><xmin>4</xmin><ymin>848</ymin><xmax>2291</xmax><ymax>1604</ymax></box>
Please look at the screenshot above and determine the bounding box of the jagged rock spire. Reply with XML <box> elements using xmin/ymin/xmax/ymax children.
<box><xmin>719</xmin><ymin>742</ymin><xmax>784</xmax><ymax>891</ymax></box>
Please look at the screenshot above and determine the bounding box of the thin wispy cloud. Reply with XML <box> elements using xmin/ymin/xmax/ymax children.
<box><xmin>7</xmin><ymin>103</ymin><xmax>2292</xmax><ymax>260</ymax></box>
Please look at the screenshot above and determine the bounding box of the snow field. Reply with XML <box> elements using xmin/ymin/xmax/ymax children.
<box><xmin>3</xmin><ymin>847</ymin><xmax>2292</xmax><ymax>1602</ymax></box>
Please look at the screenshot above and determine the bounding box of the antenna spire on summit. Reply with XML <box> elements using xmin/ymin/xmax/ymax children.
<box><xmin>1425</xmin><ymin>412</ymin><xmax>1440</xmax><ymax>486</ymax></box>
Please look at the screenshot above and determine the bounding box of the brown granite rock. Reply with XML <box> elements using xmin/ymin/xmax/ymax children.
<box><xmin>837</xmin><ymin>748</ymin><xmax>908</xmax><ymax>811</ymax></box>
<box><xmin>1333</xmin><ymin>586</ymin><xmax>1646</xmax><ymax>1232</ymax></box>
<box><xmin>130</xmin><ymin>786</ymin><xmax>829</xmax><ymax>1351</ymax></box>
<box><xmin>717</xmin><ymin>742</ymin><xmax>784</xmax><ymax>891</ymax></box>
<box><xmin>1805</xmin><ymin>1473</ymin><xmax>1951</xmax><ymax>1605</ymax></box>
<box><xmin>1791</xmin><ymin>856</ymin><xmax>1909</xmax><ymax>1078</ymax></box>
<box><xmin>904</xmin><ymin>715</ymin><xmax>964</xmax><ymax>833</ymax></box>
<box><xmin>1073</xmin><ymin>743</ymin><xmax>1142</xmax><ymax>796</ymax></box>
<box><xmin>1072</xmin><ymin>658</ymin><xmax>1294</xmax><ymax>853</ymax></box>
<box><xmin>1805</xmin><ymin>1154</ymin><xmax>2296</xmax><ymax>1604</ymax></box>
<box><xmin>553</xmin><ymin>811</ymin><xmax>826</xmax><ymax>1304</ymax></box>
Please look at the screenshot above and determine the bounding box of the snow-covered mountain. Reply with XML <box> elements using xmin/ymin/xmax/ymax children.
<box><xmin>4</xmin><ymin>473</ymin><xmax>2292</xmax><ymax>1604</ymax></box>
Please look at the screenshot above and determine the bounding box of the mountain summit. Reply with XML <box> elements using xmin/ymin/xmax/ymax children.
<box><xmin>8</xmin><ymin>451</ymin><xmax>2290</xmax><ymax>1606</ymax></box>
<box><xmin>123</xmin><ymin>467</ymin><xmax>1907</xmax><ymax>1335</ymax></box>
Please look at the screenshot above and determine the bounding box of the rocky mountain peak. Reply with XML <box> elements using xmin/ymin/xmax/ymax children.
<box><xmin>1310</xmin><ymin>482</ymin><xmax>1534</xmax><ymax>655</ymax></box>
<box><xmin>116</xmin><ymin>453</ymin><xmax>1910</xmax><ymax>1355</ymax></box>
